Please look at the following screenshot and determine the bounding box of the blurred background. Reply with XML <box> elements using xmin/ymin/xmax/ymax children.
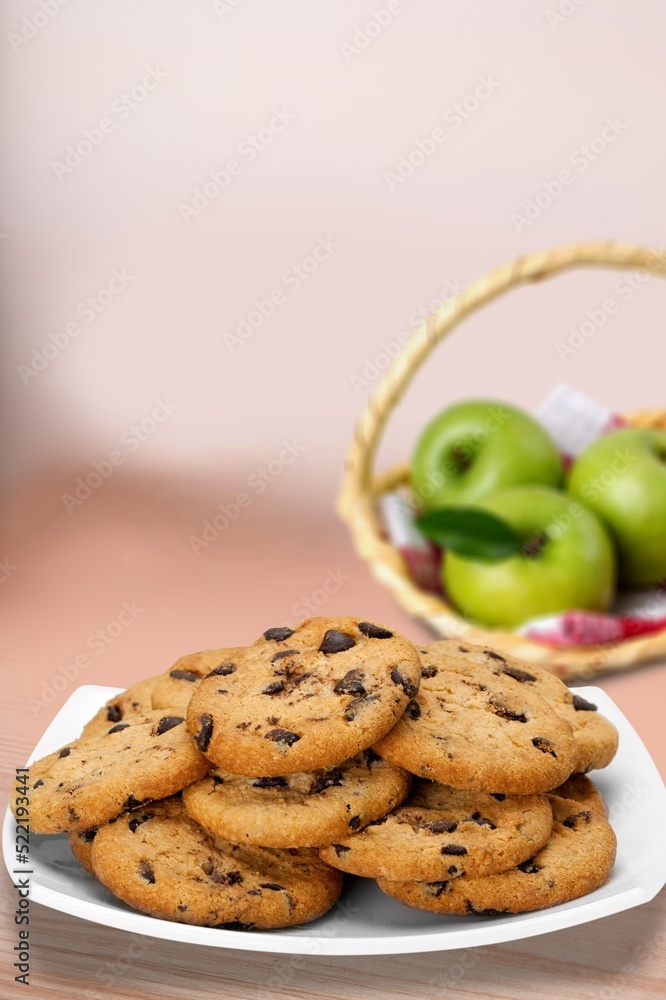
<box><xmin>1</xmin><ymin>1</ymin><xmax>665</xmax><ymax>764</ymax></box>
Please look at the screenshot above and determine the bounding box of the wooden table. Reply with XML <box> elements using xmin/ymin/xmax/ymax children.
<box><xmin>1</xmin><ymin>474</ymin><xmax>665</xmax><ymax>998</ymax></box>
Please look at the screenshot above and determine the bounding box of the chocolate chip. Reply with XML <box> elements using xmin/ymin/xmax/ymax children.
<box><xmin>207</xmin><ymin>663</ymin><xmax>236</xmax><ymax>677</ymax></box>
<box><xmin>447</xmin><ymin>865</ymin><xmax>458</xmax><ymax>875</ymax></box>
<box><xmin>156</xmin><ymin>716</ymin><xmax>185</xmax><ymax>735</ymax></box>
<box><xmin>426</xmin><ymin>881</ymin><xmax>449</xmax><ymax>897</ymax></box>
<box><xmin>491</xmin><ymin>793</ymin><xmax>505</xmax><ymax>801</ymax></box>
<box><xmin>33</xmin><ymin>779</ymin><xmax>44</xmax><ymax>789</ymax></box>
<box><xmin>517</xmin><ymin>858</ymin><xmax>542</xmax><ymax>873</ymax></box>
<box><xmin>532</xmin><ymin>736</ymin><xmax>557</xmax><ymax>756</ymax></box>
<box><xmin>458</xmin><ymin>646</ymin><xmax>469</xmax><ymax>653</ymax></box>
<box><xmin>196</xmin><ymin>714</ymin><xmax>214</xmax><ymax>752</ymax></box>
<box><xmin>123</xmin><ymin>795</ymin><xmax>151</xmax><ymax>811</ymax></box>
<box><xmin>344</xmin><ymin>695</ymin><xmax>378</xmax><ymax>721</ymax></box>
<box><xmin>466</xmin><ymin>901</ymin><xmax>504</xmax><ymax>916</ymax></box>
<box><xmin>212</xmin><ymin>774</ymin><xmax>225</xmax><ymax>785</ymax></box>
<box><xmin>138</xmin><ymin>861</ymin><xmax>155</xmax><ymax>884</ymax></box>
<box><xmin>363</xmin><ymin>748</ymin><xmax>382</xmax><ymax>767</ymax></box>
<box><xmin>264</xmin><ymin>728</ymin><xmax>301</xmax><ymax>746</ymax></box>
<box><xmin>107</xmin><ymin>705</ymin><xmax>122</xmax><ymax>722</ymax></box>
<box><xmin>177</xmin><ymin>904</ymin><xmax>188</xmax><ymax>912</ymax></box>
<box><xmin>485</xmin><ymin>650</ymin><xmax>505</xmax><ymax>663</ymax></box>
<box><xmin>226</xmin><ymin>871</ymin><xmax>244</xmax><ymax>885</ymax></box>
<box><xmin>390</xmin><ymin>667</ymin><xmax>418</xmax><ymax>698</ymax></box>
<box><xmin>358</xmin><ymin>622</ymin><xmax>393</xmax><ymax>639</ymax></box>
<box><xmin>441</xmin><ymin>844</ymin><xmax>467</xmax><ymax>855</ymax></box>
<box><xmin>262</xmin><ymin>681</ymin><xmax>285</xmax><ymax>695</ymax></box>
<box><xmin>421</xmin><ymin>665</ymin><xmax>438</xmax><ymax>679</ymax></box>
<box><xmin>107</xmin><ymin>723</ymin><xmax>131</xmax><ymax>734</ymax></box>
<box><xmin>271</xmin><ymin>649</ymin><xmax>300</xmax><ymax>662</ymax></box>
<box><xmin>260</xmin><ymin>882</ymin><xmax>284</xmax><ymax>891</ymax></box>
<box><xmin>369</xmin><ymin>815</ymin><xmax>389</xmax><ymax>826</ymax></box>
<box><xmin>81</xmin><ymin>828</ymin><xmax>98</xmax><ymax>843</ymax></box>
<box><xmin>332</xmin><ymin>844</ymin><xmax>351</xmax><ymax>856</ymax></box>
<box><xmin>406</xmin><ymin>699</ymin><xmax>421</xmax><ymax>720</ymax></box>
<box><xmin>490</xmin><ymin>698</ymin><xmax>527</xmax><ymax>723</ymax></box>
<box><xmin>253</xmin><ymin>776</ymin><xmax>287</xmax><ymax>788</ymax></box>
<box><xmin>333</xmin><ymin>669</ymin><xmax>366</xmax><ymax>696</ymax></box>
<box><xmin>312</xmin><ymin>768</ymin><xmax>344</xmax><ymax>793</ymax></box>
<box><xmin>348</xmin><ymin>815</ymin><xmax>361</xmax><ymax>829</ymax></box>
<box><xmin>499</xmin><ymin>664</ymin><xmax>536</xmax><ymax>683</ymax></box>
<box><xmin>563</xmin><ymin>810</ymin><xmax>592</xmax><ymax>829</ymax></box>
<box><xmin>128</xmin><ymin>814</ymin><xmax>150</xmax><ymax>833</ymax></box>
<box><xmin>169</xmin><ymin>669</ymin><xmax>200</xmax><ymax>682</ymax></box>
<box><xmin>470</xmin><ymin>813</ymin><xmax>496</xmax><ymax>829</ymax></box>
<box><xmin>263</xmin><ymin>627</ymin><xmax>294</xmax><ymax>642</ymax></box>
<box><xmin>319</xmin><ymin>629</ymin><xmax>356</xmax><ymax>654</ymax></box>
<box><xmin>428</xmin><ymin>820</ymin><xmax>458</xmax><ymax>834</ymax></box>
<box><xmin>59</xmin><ymin>748</ymin><xmax>71</xmax><ymax>758</ymax></box>
<box><xmin>572</xmin><ymin>694</ymin><xmax>597</xmax><ymax>712</ymax></box>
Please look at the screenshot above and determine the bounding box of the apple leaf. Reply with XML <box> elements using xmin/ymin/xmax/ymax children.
<box><xmin>415</xmin><ymin>507</ymin><xmax>524</xmax><ymax>562</ymax></box>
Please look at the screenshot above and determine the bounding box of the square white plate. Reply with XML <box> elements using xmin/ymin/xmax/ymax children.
<box><xmin>3</xmin><ymin>684</ymin><xmax>665</xmax><ymax>956</ymax></box>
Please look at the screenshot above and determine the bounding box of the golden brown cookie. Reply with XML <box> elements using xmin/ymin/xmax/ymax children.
<box><xmin>68</xmin><ymin>827</ymin><xmax>98</xmax><ymax>875</ymax></box>
<box><xmin>432</xmin><ymin>640</ymin><xmax>618</xmax><ymax>773</ymax></box>
<box><xmin>319</xmin><ymin>781</ymin><xmax>553</xmax><ymax>881</ymax></box>
<box><xmin>182</xmin><ymin>749</ymin><xmax>411</xmax><ymax>848</ymax></box>
<box><xmin>379</xmin><ymin>794</ymin><xmax>616</xmax><ymax>915</ymax></box>
<box><xmin>90</xmin><ymin>797</ymin><xmax>344</xmax><ymax>929</ymax></box>
<box><xmin>151</xmin><ymin>648</ymin><xmax>244</xmax><ymax>715</ymax></box>
<box><xmin>81</xmin><ymin>676</ymin><xmax>161</xmax><ymax>740</ymax></box>
<box><xmin>19</xmin><ymin>712</ymin><xmax>209</xmax><ymax>834</ymax></box>
<box><xmin>374</xmin><ymin>642</ymin><xmax>576</xmax><ymax>794</ymax></box>
<box><xmin>186</xmin><ymin>617</ymin><xmax>422</xmax><ymax>776</ymax></box>
<box><xmin>551</xmin><ymin>774</ymin><xmax>607</xmax><ymax>816</ymax></box>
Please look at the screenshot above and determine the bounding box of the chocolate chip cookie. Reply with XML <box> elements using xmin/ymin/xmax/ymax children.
<box><xmin>90</xmin><ymin>796</ymin><xmax>343</xmax><ymax>928</ymax></box>
<box><xmin>152</xmin><ymin>648</ymin><xmax>244</xmax><ymax>714</ymax></box>
<box><xmin>319</xmin><ymin>781</ymin><xmax>553</xmax><ymax>881</ymax></box>
<box><xmin>551</xmin><ymin>774</ymin><xmax>607</xmax><ymax>816</ymax></box>
<box><xmin>182</xmin><ymin>749</ymin><xmax>411</xmax><ymax>848</ymax></box>
<box><xmin>186</xmin><ymin>617</ymin><xmax>422</xmax><ymax>776</ymax></box>
<box><xmin>20</xmin><ymin>712</ymin><xmax>209</xmax><ymax>834</ymax></box>
<box><xmin>379</xmin><ymin>794</ymin><xmax>616</xmax><ymax>915</ymax></box>
<box><xmin>81</xmin><ymin>676</ymin><xmax>161</xmax><ymax>739</ymax></box>
<box><xmin>374</xmin><ymin>642</ymin><xmax>577</xmax><ymax>794</ymax></box>
<box><xmin>431</xmin><ymin>640</ymin><xmax>618</xmax><ymax>773</ymax></box>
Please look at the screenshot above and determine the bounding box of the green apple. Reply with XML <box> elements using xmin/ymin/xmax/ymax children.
<box><xmin>567</xmin><ymin>427</ymin><xmax>666</xmax><ymax>586</ymax></box>
<box><xmin>411</xmin><ymin>399</ymin><xmax>562</xmax><ymax>511</ymax></box>
<box><xmin>443</xmin><ymin>487</ymin><xmax>616</xmax><ymax>628</ymax></box>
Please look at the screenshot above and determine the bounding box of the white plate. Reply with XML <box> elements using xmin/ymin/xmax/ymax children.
<box><xmin>3</xmin><ymin>685</ymin><xmax>665</xmax><ymax>956</ymax></box>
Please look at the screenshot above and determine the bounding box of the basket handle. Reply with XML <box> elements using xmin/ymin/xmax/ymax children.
<box><xmin>339</xmin><ymin>241</ymin><xmax>666</xmax><ymax>526</ymax></box>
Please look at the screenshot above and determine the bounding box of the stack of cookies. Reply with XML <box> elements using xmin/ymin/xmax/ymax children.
<box><xmin>15</xmin><ymin>617</ymin><xmax>619</xmax><ymax>929</ymax></box>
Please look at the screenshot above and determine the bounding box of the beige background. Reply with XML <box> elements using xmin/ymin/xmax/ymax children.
<box><xmin>1</xmin><ymin>3</ymin><xmax>665</xmax><ymax>998</ymax></box>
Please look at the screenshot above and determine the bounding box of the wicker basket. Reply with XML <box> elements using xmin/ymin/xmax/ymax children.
<box><xmin>338</xmin><ymin>241</ymin><xmax>666</xmax><ymax>681</ymax></box>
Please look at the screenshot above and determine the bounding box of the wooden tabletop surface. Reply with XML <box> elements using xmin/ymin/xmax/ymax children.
<box><xmin>1</xmin><ymin>476</ymin><xmax>665</xmax><ymax>999</ymax></box>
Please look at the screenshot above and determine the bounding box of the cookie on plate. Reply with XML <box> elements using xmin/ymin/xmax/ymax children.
<box><xmin>378</xmin><ymin>794</ymin><xmax>616</xmax><ymax>914</ymax></box>
<box><xmin>319</xmin><ymin>781</ymin><xmax>553</xmax><ymax>881</ymax></box>
<box><xmin>551</xmin><ymin>774</ymin><xmax>607</xmax><ymax>817</ymax></box>
<box><xmin>81</xmin><ymin>676</ymin><xmax>161</xmax><ymax>740</ymax></box>
<box><xmin>151</xmin><ymin>648</ymin><xmax>244</xmax><ymax>714</ymax></box>
<box><xmin>186</xmin><ymin>617</ymin><xmax>422</xmax><ymax>776</ymax></box>
<box><xmin>182</xmin><ymin>749</ymin><xmax>411</xmax><ymax>848</ymax></box>
<box><xmin>20</xmin><ymin>711</ymin><xmax>209</xmax><ymax>834</ymax></box>
<box><xmin>374</xmin><ymin>643</ymin><xmax>576</xmax><ymax>794</ymax></box>
<box><xmin>433</xmin><ymin>640</ymin><xmax>618</xmax><ymax>773</ymax></box>
<box><xmin>68</xmin><ymin>827</ymin><xmax>100</xmax><ymax>876</ymax></box>
<box><xmin>90</xmin><ymin>796</ymin><xmax>343</xmax><ymax>929</ymax></box>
